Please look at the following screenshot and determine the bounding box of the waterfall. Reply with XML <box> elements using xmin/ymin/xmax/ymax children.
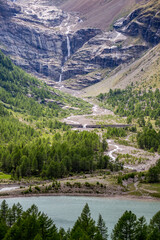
<box><xmin>59</xmin><ymin>66</ymin><xmax>63</xmax><ymax>83</ymax></box>
<box><xmin>59</xmin><ymin>19</ymin><xmax>71</xmax><ymax>83</ymax></box>
<box><xmin>59</xmin><ymin>35</ymin><xmax>71</xmax><ymax>83</ymax></box>
<box><xmin>59</xmin><ymin>73</ymin><xmax>62</xmax><ymax>82</ymax></box>
<box><xmin>67</xmin><ymin>35</ymin><xmax>71</xmax><ymax>58</ymax></box>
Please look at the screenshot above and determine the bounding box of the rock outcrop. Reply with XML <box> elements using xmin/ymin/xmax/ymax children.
<box><xmin>114</xmin><ymin>0</ymin><xmax>160</xmax><ymax>45</ymax></box>
<box><xmin>0</xmin><ymin>0</ymin><xmax>20</xmax><ymax>18</ymax></box>
<box><xmin>61</xmin><ymin>30</ymin><xmax>148</xmax><ymax>88</ymax></box>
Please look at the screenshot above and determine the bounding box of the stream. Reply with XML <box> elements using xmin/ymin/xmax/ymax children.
<box><xmin>58</xmin><ymin>86</ymin><xmax>159</xmax><ymax>172</ymax></box>
<box><xmin>107</xmin><ymin>140</ymin><xmax>122</xmax><ymax>161</ymax></box>
<box><xmin>0</xmin><ymin>186</ymin><xmax>19</xmax><ymax>192</ymax></box>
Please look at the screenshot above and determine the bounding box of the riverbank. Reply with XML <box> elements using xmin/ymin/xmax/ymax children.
<box><xmin>0</xmin><ymin>175</ymin><xmax>160</xmax><ymax>201</ymax></box>
<box><xmin>0</xmin><ymin>190</ymin><xmax>159</xmax><ymax>202</ymax></box>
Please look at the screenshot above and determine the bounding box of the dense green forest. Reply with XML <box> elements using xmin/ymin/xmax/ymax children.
<box><xmin>0</xmin><ymin>102</ymin><xmax>70</xmax><ymax>145</ymax></box>
<box><xmin>0</xmin><ymin>52</ymin><xmax>121</xmax><ymax>179</ymax></box>
<box><xmin>0</xmin><ymin>51</ymin><xmax>108</xmax><ymax>179</ymax></box>
<box><xmin>0</xmin><ymin>50</ymin><xmax>91</xmax><ymax>118</ymax></box>
<box><xmin>97</xmin><ymin>87</ymin><xmax>160</xmax><ymax>123</ymax></box>
<box><xmin>137</xmin><ymin>128</ymin><xmax>160</xmax><ymax>152</ymax></box>
<box><xmin>0</xmin><ymin>130</ymin><xmax>122</xmax><ymax>179</ymax></box>
<box><xmin>0</xmin><ymin>200</ymin><xmax>160</xmax><ymax>240</ymax></box>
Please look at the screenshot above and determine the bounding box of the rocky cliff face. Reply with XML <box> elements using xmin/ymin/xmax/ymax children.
<box><xmin>0</xmin><ymin>0</ymin><xmax>102</xmax><ymax>82</ymax></box>
<box><xmin>0</xmin><ymin>0</ymin><xmax>20</xmax><ymax>18</ymax></box>
<box><xmin>0</xmin><ymin>0</ymin><xmax>159</xmax><ymax>89</ymax></box>
<box><xmin>114</xmin><ymin>0</ymin><xmax>160</xmax><ymax>45</ymax></box>
<box><xmin>62</xmin><ymin>31</ymin><xmax>148</xmax><ymax>77</ymax></box>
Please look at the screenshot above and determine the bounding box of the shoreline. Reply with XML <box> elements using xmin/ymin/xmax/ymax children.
<box><xmin>0</xmin><ymin>191</ymin><xmax>160</xmax><ymax>202</ymax></box>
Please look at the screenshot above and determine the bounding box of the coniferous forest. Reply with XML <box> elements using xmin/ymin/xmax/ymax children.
<box><xmin>0</xmin><ymin>130</ymin><xmax>119</xmax><ymax>179</ymax></box>
<box><xmin>0</xmin><ymin>19</ymin><xmax>159</xmax><ymax>240</ymax></box>
<box><xmin>0</xmin><ymin>39</ymin><xmax>160</xmax><ymax>189</ymax></box>
<box><xmin>97</xmin><ymin>87</ymin><xmax>160</xmax><ymax>120</ymax></box>
<box><xmin>0</xmin><ymin>50</ymin><xmax>124</xmax><ymax>180</ymax></box>
<box><xmin>97</xmin><ymin>86</ymin><xmax>160</xmax><ymax>153</ymax></box>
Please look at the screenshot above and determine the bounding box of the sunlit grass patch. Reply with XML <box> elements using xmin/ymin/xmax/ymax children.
<box><xmin>0</xmin><ymin>172</ymin><xmax>11</xmax><ymax>180</ymax></box>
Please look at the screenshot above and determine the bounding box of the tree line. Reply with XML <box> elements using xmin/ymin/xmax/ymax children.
<box><xmin>97</xmin><ymin>87</ymin><xmax>160</xmax><ymax>123</ymax></box>
<box><xmin>0</xmin><ymin>200</ymin><xmax>160</xmax><ymax>239</ymax></box>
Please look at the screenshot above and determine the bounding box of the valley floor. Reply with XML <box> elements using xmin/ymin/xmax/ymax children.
<box><xmin>1</xmin><ymin>79</ymin><xmax>160</xmax><ymax>200</ymax></box>
<box><xmin>57</xmin><ymin>83</ymin><xmax>160</xmax><ymax>173</ymax></box>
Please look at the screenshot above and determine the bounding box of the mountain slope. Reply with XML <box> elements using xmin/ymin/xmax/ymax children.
<box><xmin>60</xmin><ymin>0</ymin><xmax>140</xmax><ymax>30</ymax></box>
<box><xmin>82</xmin><ymin>43</ymin><xmax>160</xmax><ymax>96</ymax></box>
<box><xmin>0</xmin><ymin>0</ymin><xmax>150</xmax><ymax>88</ymax></box>
<box><xmin>0</xmin><ymin>50</ymin><xmax>91</xmax><ymax>118</ymax></box>
<box><xmin>0</xmin><ymin>0</ymin><xmax>159</xmax><ymax>91</ymax></box>
<box><xmin>114</xmin><ymin>0</ymin><xmax>160</xmax><ymax>44</ymax></box>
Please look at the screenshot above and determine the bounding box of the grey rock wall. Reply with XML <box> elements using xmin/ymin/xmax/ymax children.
<box><xmin>0</xmin><ymin>0</ymin><xmax>158</xmax><ymax>89</ymax></box>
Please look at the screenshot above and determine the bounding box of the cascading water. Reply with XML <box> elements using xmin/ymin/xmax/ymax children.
<box><xmin>66</xmin><ymin>35</ymin><xmax>71</xmax><ymax>58</ymax></box>
<box><xmin>59</xmin><ymin>73</ymin><xmax>62</xmax><ymax>82</ymax></box>
<box><xmin>83</xmin><ymin>124</ymin><xmax>87</xmax><ymax>129</ymax></box>
<box><xmin>59</xmin><ymin>66</ymin><xmax>63</xmax><ymax>83</ymax></box>
<box><xmin>59</xmin><ymin>21</ymin><xmax>71</xmax><ymax>83</ymax></box>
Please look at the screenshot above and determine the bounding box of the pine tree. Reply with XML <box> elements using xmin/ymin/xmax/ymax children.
<box><xmin>97</xmin><ymin>214</ymin><xmax>108</xmax><ymax>240</ymax></box>
<box><xmin>111</xmin><ymin>211</ymin><xmax>137</xmax><ymax>240</ymax></box>
<box><xmin>136</xmin><ymin>216</ymin><xmax>148</xmax><ymax>240</ymax></box>
<box><xmin>0</xmin><ymin>200</ymin><xmax>8</xmax><ymax>221</ymax></box>
<box><xmin>148</xmin><ymin>210</ymin><xmax>160</xmax><ymax>239</ymax></box>
<box><xmin>69</xmin><ymin>203</ymin><xmax>97</xmax><ymax>239</ymax></box>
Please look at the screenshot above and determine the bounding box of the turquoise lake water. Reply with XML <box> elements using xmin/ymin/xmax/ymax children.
<box><xmin>1</xmin><ymin>196</ymin><xmax>160</xmax><ymax>237</ymax></box>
